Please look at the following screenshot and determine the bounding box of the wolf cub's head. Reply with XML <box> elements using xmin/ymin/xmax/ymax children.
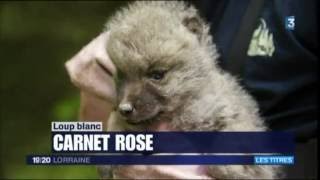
<box><xmin>106</xmin><ymin>1</ymin><xmax>218</xmax><ymax>124</ymax></box>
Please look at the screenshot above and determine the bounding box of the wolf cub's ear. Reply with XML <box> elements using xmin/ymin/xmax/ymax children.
<box><xmin>182</xmin><ymin>15</ymin><xmax>205</xmax><ymax>41</ymax></box>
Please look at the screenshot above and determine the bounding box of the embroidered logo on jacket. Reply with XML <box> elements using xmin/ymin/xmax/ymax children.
<box><xmin>247</xmin><ymin>19</ymin><xmax>275</xmax><ymax>57</ymax></box>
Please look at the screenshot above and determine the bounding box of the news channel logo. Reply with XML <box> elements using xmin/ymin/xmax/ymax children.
<box><xmin>285</xmin><ymin>16</ymin><xmax>295</xmax><ymax>30</ymax></box>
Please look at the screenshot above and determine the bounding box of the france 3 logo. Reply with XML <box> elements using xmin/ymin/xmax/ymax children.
<box><xmin>285</xmin><ymin>16</ymin><xmax>295</xmax><ymax>30</ymax></box>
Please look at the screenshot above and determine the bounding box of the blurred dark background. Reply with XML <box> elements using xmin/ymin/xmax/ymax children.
<box><xmin>0</xmin><ymin>1</ymin><xmax>127</xmax><ymax>179</ymax></box>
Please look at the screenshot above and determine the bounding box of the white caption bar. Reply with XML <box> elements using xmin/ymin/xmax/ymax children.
<box><xmin>51</xmin><ymin>122</ymin><xmax>103</xmax><ymax>132</ymax></box>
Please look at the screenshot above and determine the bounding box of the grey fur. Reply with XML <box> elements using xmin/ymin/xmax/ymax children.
<box><xmin>101</xmin><ymin>1</ymin><xmax>282</xmax><ymax>179</ymax></box>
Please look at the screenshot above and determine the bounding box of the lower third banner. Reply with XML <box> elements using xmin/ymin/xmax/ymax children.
<box><xmin>26</xmin><ymin>155</ymin><xmax>294</xmax><ymax>165</ymax></box>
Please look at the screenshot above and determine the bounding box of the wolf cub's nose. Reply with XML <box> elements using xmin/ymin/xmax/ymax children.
<box><xmin>119</xmin><ymin>103</ymin><xmax>134</xmax><ymax>116</ymax></box>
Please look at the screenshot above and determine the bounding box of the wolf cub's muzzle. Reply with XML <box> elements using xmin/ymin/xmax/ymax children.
<box><xmin>117</xmin><ymin>92</ymin><xmax>162</xmax><ymax>125</ymax></box>
<box><xmin>118</xmin><ymin>103</ymin><xmax>134</xmax><ymax>116</ymax></box>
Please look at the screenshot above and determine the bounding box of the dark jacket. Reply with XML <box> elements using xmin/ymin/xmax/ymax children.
<box><xmin>193</xmin><ymin>0</ymin><xmax>318</xmax><ymax>141</ymax></box>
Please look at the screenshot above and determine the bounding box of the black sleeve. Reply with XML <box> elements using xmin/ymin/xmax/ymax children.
<box><xmin>196</xmin><ymin>0</ymin><xmax>318</xmax><ymax>141</ymax></box>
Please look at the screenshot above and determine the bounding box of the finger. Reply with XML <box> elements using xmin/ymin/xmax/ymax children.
<box><xmin>65</xmin><ymin>32</ymin><xmax>117</xmax><ymax>102</ymax></box>
<box><xmin>79</xmin><ymin>91</ymin><xmax>114</xmax><ymax>126</ymax></box>
<box><xmin>94</xmin><ymin>31</ymin><xmax>116</xmax><ymax>76</ymax></box>
<box><xmin>85</xmin><ymin>60</ymin><xmax>116</xmax><ymax>103</ymax></box>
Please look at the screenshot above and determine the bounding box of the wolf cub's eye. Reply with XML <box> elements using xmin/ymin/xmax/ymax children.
<box><xmin>148</xmin><ymin>70</ymin><xmax>166</xmax><ymax>80</ymax></box>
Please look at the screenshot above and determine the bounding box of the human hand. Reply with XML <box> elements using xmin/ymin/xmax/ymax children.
<box><xmin>113</xmin><ymin>165</ymin><xmax>211</xmax><ymax>179</ymax></box>
<box><xmin>65</xmin><ymin>31</ymin><xmax>116</xmax><ymax>104</ymax></box>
